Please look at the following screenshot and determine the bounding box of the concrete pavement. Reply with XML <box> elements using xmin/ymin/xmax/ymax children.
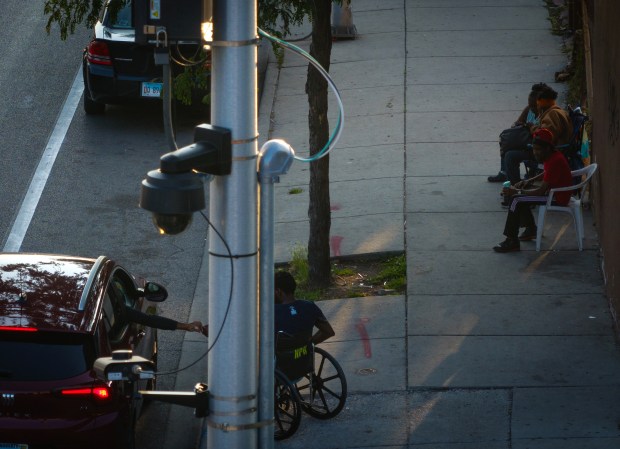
<box><xmin>165</xmin><ymin>1</ymin><xmax>620</xmax><ymax>448</ymax></box>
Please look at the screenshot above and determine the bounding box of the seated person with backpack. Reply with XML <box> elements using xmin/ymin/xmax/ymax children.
<box><xmin>502</xmin><ymin>85</ymin><xmax>572</xmax><ymax>186</ymax></box>
<box><xmin>493</xmin><ymin>128</ymin><xmax>573</xmax><ymax>253</ymax></box>
<box><xmin>488</xmin><ymin>83</ymin><xmax>546</xmax><ymax>183</ymax></box>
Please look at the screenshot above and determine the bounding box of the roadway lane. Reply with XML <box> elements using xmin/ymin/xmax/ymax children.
<box><xmin>20</xmin><ymin>102</ymin><xmax>210</xmax><ymax>449</ymax></box>
<box><xmin>0</xmin><ymin>0</ymin><xmax>90</xmax><ymax>242</ymax></box>
<box><xmin>1</xmin><ymin>3</ymin><xmax>213</xmax><ymax>446</ymax></box>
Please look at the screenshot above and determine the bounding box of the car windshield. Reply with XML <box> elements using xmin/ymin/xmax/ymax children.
<box><xmin>105</xmin><ymin>1</ymin><xmax>133</xmax><ymax>29</ymax></box>
<box><xmin>0</xmin><ymin>331</ymin><xmax>95</xmax><ymax>381</ymax></box>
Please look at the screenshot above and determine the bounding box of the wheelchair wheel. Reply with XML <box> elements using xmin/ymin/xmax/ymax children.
<box><xmin>274</xmin><ymin>369</ymin><xmax>301</xmax><ymax>440</ymax></box>
<box><xmin>296</xmin><ymin>347</ymin><xmax>347</xmax><ymax>419</ymax></box>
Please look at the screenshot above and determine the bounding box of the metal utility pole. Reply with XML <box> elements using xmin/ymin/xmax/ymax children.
<box><xmin>203</xmin><ymin>0</ymin><xmax>259</xmax><ymax>448</ymax></box>
<box><xmin>258</xmin><ymin>140</ymin><xmax>295</xmax><ymax>449</ymax></box>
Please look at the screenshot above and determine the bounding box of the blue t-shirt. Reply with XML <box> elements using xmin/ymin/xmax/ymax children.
<box><xmin>274</xmin><ymin>299</ymin><xmax>327</xmax><ymax>343</ymax></box>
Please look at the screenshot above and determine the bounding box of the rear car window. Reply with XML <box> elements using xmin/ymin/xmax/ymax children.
<box><xmin>0</xmin><ymin>331</ymin><xmax>95</xmax><ymax>381</ymax></box>
<box><xmin>105</xmin><ymin>2</ymin><xmax>133</xmax><ymax>29</ymax></box>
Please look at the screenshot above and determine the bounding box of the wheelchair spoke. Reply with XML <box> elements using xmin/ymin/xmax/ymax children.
<box><xmin>315</xmin><ymin>356</ymin><xmax>326</xmax><ymax>377</ymax></box>
<box><xmin>317</xmin><ymin>387</ymin><xmax>329</xmax><ymax>410</ymax></box>
<box><xmin>320</xmin><ymin>385</ymin><xmax>342</xmax><ymax>401</ymax></box>
<box><xmin>298</xmin><ymin>347</ymin><xmax>348</xmax><ymax>419</ymax></box>
<box><xmin>277</xmin><ymin>406</ymin><xmax>296</xmax><ymax>421</ymax></box>
<box><xmin>321</xmin><ymin>373</ymin><xmax>339</xmax><ymax>383</ymax></box>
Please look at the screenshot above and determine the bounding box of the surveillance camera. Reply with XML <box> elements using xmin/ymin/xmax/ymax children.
<box><xmin>151</xmin><ymin>213</ymin><xmax>193</xmax><ymax>235</ymax></box>
<box><xmin>140</xmin><ymin>169</ymin><xmax>205</xmax><ymax>235</ymax></box>
<box><xmin>94</xmin><ymin>350</ymin><xmax>155</xmax><ymax>382</ymax></box>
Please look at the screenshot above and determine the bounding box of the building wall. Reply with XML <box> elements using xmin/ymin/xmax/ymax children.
<box><xmin>590</xmin><ymin>2</ymin><xmax>620</xmax><ymax>325</ymax></box>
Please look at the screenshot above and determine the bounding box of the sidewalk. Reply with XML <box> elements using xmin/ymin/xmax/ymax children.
<box><xmin>170</xmin><ymin>1</ymin><xmax>620</xmax><ymax>448</ymax></box>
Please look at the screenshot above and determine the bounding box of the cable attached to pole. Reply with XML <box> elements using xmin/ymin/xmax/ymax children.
<box><xmin>258</xmin><ymin>27</ymin><xmax>345</xmax><ymax>162</ymax></box>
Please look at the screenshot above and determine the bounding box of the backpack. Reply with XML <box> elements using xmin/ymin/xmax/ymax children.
<box><xmin>558</xmin><ymin>106</ymin><xmax>588</xmax><ymax>173</ymax></box>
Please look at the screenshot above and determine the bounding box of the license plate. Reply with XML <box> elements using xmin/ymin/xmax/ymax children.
<box><xmin>141</xmin><ymin>82</ymin><xmax>162</xmax><ymax>98</ymax></box>
<box><xmin>0</xmin><ymin>444</ymin><xmax>28</xmax><ymax>449</ymax></box>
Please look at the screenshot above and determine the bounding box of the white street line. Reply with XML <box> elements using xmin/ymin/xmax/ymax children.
<box><xmin>3</xmin><ymin>67</ymin><xmax>84</xmax><ymax>252</ymax></box>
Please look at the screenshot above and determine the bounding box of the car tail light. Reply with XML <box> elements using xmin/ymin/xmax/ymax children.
<box><xmin>61</xmin><ymin>386</ymin><xmax>111</xmax><ymax>401</ymax></box>
<box><xmin>0</xmin><ymin>326</ymin><xmax>37</xmax><ymax>332</ymax></box>
<box><xmin>87</xmin><ymin>41</ymin><xmax>112</xmax><ymax>66</ymax></box>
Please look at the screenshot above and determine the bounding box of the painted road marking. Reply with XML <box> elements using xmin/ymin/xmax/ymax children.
<box><xmin>3</xmin><ymin>67</ymin><xmax>83</xmax><ymax>252</ymax></box>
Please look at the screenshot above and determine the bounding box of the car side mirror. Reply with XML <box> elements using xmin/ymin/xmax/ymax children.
<box><xmin>139</xmin><ymin>282</ymin><xmax>168</xmax><ymax>302</ymax></box>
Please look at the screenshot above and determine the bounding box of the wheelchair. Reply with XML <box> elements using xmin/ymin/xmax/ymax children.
<box><xmin>273</xmin><ymin>333</ymin><xmax>347</xmax><ymax>440</ymax></box>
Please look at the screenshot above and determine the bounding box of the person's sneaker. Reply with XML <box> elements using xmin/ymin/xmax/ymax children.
<box><xmin>493</xmin><ymin>238</ymin><xmax>520</xmax><ymax>253</ymax></box>
<box><xmin>519</xmin><ymin>226</ymin><xmax>537</xmax><ymax>241</ymax></box>
<box><xmin>488</xmin><ymin>172</ymin><xmax>507</xmax><ymax>183</ymax></box>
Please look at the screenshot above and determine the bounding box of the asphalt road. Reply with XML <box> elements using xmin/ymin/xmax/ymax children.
<box><xmin>0</xmin><ymin>3</ymin><xmax>210</xmax><ymax>447</ymax></box>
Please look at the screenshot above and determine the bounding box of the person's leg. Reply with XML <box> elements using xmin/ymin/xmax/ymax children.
<box><xmin>495</xmin><ymin>195</ymin><xmax>547</xmax><ymax>252</ymax></box>
<box><xmin>504</xmin><ymin>149</ymin><xmax>532</xmax><ymax>184</ymax></box>
<box><xmin>502</xmin><ymin>201</ymin><xmax>523</xmax><ymax>241</ymax></box>
<box><xmin>488</xmin><ymin>154</ymin><xmax>507</xmax><ymax>182</ymax></box>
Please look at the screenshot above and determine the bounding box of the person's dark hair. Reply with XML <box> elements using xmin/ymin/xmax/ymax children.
<box><xmin>537</xmin><ymin>85</ymin><xmax>558</xmax><ymax>100</ymax></box>
<box><xmin>530</xmin><ymin>82</ymin><xmax>548</xmax><ymax>93</ymax></box>
<box><xmin>275</xmin><ymin>270</ymin><xmax>296</xmax><ymax>295</ymax></box>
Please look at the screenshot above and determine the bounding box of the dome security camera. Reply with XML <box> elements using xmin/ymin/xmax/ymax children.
<box><xmin>151</xmin><ymin>213</ymin><xmax>193</xmax><ymax>235</ymax></box>
<box><xmin>140</xmin><ymin>169</ymin><xmax>205</xmax><ymax>235</ymax></box>
<box><xmin>139</xmin><ymin>124</ymin><xmax>232</xmax><ymax>235</ymax></box>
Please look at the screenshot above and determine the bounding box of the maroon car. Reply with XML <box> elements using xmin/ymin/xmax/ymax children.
<box><xmin>0</xmin><ymin>253</ymin><xmax>164</xmax><ymax>449</ymax></box>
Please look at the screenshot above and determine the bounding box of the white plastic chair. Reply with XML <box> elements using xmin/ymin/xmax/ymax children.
<box><xmin>536</xmin><ymin>163</ymin><xmax>598</xmax><ymax>251</ymax></box>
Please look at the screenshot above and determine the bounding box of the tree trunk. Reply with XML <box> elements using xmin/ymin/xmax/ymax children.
<box><xmin>306</xmin><ymin>0</ymin><xmax>332</xmax><ymax>289</ymax></box>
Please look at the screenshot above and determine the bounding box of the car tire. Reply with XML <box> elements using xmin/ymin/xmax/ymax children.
<box><xmin>84</xmin><ymin>90</ymin><xmax>106</xmax><ymax>115</ymax></box>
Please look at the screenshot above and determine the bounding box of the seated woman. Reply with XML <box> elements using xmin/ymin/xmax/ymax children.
<box><xmin>493</xmin><ymin>128</ymin><xmax>573</xmax><ymax>253</ymax></box>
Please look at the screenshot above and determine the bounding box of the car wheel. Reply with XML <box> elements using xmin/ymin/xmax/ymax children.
<box><xmin>84</xmin><ymin>90</ymin><xmax>106</xmax><ymax>115</ymax></box>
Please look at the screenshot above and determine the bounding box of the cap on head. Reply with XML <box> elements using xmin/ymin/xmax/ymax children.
<box><xmin>532</xmin><ymin>128</ymin><xmax>554</xmax><ymax>148</ymax></box>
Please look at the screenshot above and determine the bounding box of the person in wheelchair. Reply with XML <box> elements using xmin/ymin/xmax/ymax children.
<box><xmin>272</xmin><ymin>271</ymin><xmax>346</xmax><ymax>440</ymax></box>
<box><xmin>274</xmin><ymin>270</ymin><xmax>335</xmax><ymax>348</ymax></box>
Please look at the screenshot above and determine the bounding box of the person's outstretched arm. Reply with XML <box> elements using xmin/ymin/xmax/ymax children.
<box><xmin>126</xmin><ymin>307</ymin><xmax>203</xmax><ymax>332</ymax></box>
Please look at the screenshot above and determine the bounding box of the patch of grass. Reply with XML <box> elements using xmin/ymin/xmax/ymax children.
<box><xmin>545</xmin><ymin>1</ymin><xmax>567</xmax><ymax>36</ymax></box>
<box><xmin>288</xmin><ymin>245</ymin><xmax>309</xmax><ymax>288</ymax></box>
<box><xmin>333</xmin><ymin>266</ymin><xmax>356</xmax><ymax>277</ymax></box>
<box><xmin>368</xmin><ymin>254</ymin><xmax>407</xmax><ymax>291</ymax></box>
<box><xmin>280</xmin><ymin>247</ymin><xmax>407</xmax><ymax>301</ymax></box>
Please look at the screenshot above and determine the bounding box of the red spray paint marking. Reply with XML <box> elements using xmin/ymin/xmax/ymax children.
<box><xmin>355</xmin><ymin>318</ymin><xmax>372</xmax><ymax>358</ymax></box>
<box><xmin>330</xmin><ymin>203</ymin><xmax>342</xmax><ymax>211</ymax></box>
<box><xmin>330</xmin><ymin>235</ymin><xmax>344</xmax><ymax>257</ymax></box>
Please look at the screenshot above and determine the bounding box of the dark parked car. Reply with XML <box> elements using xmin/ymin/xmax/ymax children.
<box><xmin>82</xmin><ymin>1</ymin><xmax>207</xmax><ymax>115</ymax></box>
<box><xmin>0</xmin><ymin>253</ymin><xmax>164</xmax><ymax>449</ymax></box>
